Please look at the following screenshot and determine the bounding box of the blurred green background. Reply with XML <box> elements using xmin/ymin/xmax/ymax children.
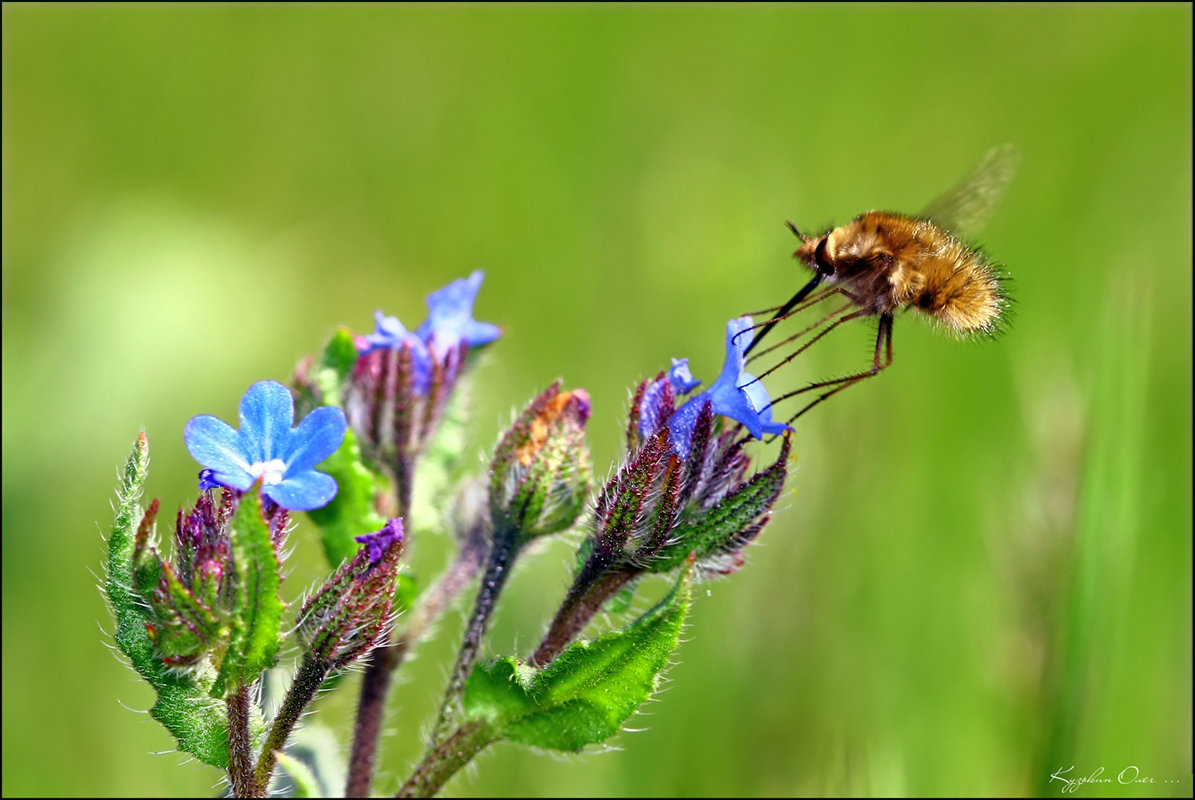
<box><xmin>3</xmin><ymin>4</ymin><xmax>1190</xmax><ymax>798</ymax></box>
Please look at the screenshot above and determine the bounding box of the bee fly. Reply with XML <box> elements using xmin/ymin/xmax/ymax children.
<box><xmin>743</xmin><ymin>144</ymin><xmax>1019</xmax><ymax>423</ymax></box>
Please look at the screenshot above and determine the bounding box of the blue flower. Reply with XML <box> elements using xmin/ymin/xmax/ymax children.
<box><xmin>358</xmin><ymin>310</ymin><xmax>433</xmax><ymax>393</ymax></box>
<box><xmin>667</xmin><ymin>357</ymin><xmax>702</xmax><ymax>394</ymax></box>
<box><xmin>184</xmin><ymin>380</ymin><xmax>347</xmax><ymax>511</ymax></box>
<box><xmin>639</xmin><ymin>358</ymin><xmax>703</xmax><ymax>439</ymax></box>
<box><xmin>415</xmin><ymin>270</ymin><xmax>501</xmax><ymax>351</ymax></box>
<box><xmin>668</xmin><ymin>317</ymin><xmax>789</xmax><ymax>457</ymax></box>
<box><xmin>356</xmin><ymin>271</ymin><xmax>500</xmax><ymax>396</ymax></box>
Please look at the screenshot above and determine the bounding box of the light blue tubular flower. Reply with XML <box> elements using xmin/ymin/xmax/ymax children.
<box><xmin>415</xmin><ymin>270</ymin><xmax>502</xmax><ymax>351</ymax></box>
<box><xmin>184</xmin><ymin>380</ymin><xmax>347</xmax><ymax>511</ymax></box>
<box><xmin>667</xmin><ymin>357</ymin><xmax>702</xmax><ymax>394</ymax></box>
<box><xmin>346</xmin><ymin>271</ymin><xmax>502</xmax><ymax>515</ymax></box>
<box><xmin>358</xmin><ymin>310</ymin><xmax>433</xmax><ymax>393</ymax></box>
<box><xmin>360</xmin><ymin>310</ymin><xmax>430</xmax><ymax>356</ymax></box>
<box><xmin>668</xmin><ymin>317</ymin><xmax>790</xmax><ymax>457</ymax></box>
<box><xmin>639</xmin><ymin>357</ymin><xmax>703</xmax><ymax>439</ymax></box>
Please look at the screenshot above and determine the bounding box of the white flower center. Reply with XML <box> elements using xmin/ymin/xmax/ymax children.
<box><xmin>249</xmin><ymin>458</ymin><xmax>287</xmax><ymax>486</ymax></box>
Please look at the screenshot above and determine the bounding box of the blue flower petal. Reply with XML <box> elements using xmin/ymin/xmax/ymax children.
<box><xmin>707</xmin><ymin>379</ymin><xmax>764</xmax><ymax>439</ymax></box>
<box><xmin>667</xmin><ymin>318</ymin><xmax>790</xmax><ymax>453</ymax></box>
<box><xmin>184</xmin><ymin>414</ymin><xmax>254</xmax><ymax>490</ymax></box>
<box><xmin>375</xmin><ymin>310</ymin><xmax>408</xmax><ymax>339</ymax></box>
<box><xmin>640</xmin><ymin>357</ymin><xmax>702</xmax><ymax>440</ymax></box>
<box><xmin>456</xmin><ymin>319</ymin><xmax>502</xmax><ymax>348</ymax></box>
<box><xmin>666</xmin><ymin>395</ymin><xmax>709</xmax><ymax>457</ymax></box>
<box><xmin>285</xmin><ymin>405</ymin><xmax>348</xmax><ymax>473</ymax></box>
<box><xmin>264</xmin><ymin>470</ymin><xmax>339</xmax><ymax>512</ymax></box>
<box><xmin>238</xmin><ymin>381</ymin><xmax>295</xmax><ymax>464</ymax></box>
<box><xmin>739</xmin><ymin>371</ymin><xmax>789</xmax><ymax>435</ymax></box>
<box><xmin>361</xmin><ymin>311</ymin><xmax>416</xmax><ymax>352</ymax></box>
<box><xmin>669</xmin><ymin>358</ymin><xmax>702</xmax><ymax>394</ymax></box>
<box><xmin>639</xmin><ymin>378</ymin><xmax>670</xmax><ymax>438</ymax></box>
<box><xmin>416</xmin><ymin>270</ymin><xmax>501</xmax><ymax>350</ymax></box>
<box><xmin>715</xmin><ymin>317</ymin><xmax>752</xmax><ymax>388</ymax></box>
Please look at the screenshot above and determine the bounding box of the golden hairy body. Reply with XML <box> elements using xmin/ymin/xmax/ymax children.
<box><xmin>798</xmin><ymin>210</ymin><xmax>1006</xmax><ymax>336</ymax></box>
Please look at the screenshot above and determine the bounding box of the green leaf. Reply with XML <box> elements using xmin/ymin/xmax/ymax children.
<box><xmin>151</xmin><ymin>563</ymin><xmax>225</xmax><ymax>665</ymax></box>
<box><xmin>213</xmin><ymin>489</ymin><xmax>284</xmax><ymax>696</ymax></box>
<box><xmin>104</xmin><ymin>433</ymin><xmax>233</xmax><ymax>767</ymax></box>
<box><xmin>306</xmin><ymin>428</ymin><xmax>390</xmax><ymax>568</ymax></box>
<box><xmin>271</xmin><ymin>723</ymin><xmax>347</xmax><ymax>799</ymax></box>
<box><xmin>317</xmin><ymin>327</ymin><xmax>359</xmax><ymax>407</ymax></box>
<box><xmin>273</xmin><ymin>751</ymin><xmax>321</xmax><ymax>799</ymax></box>
<box><xmin>463</xmin><ymin>564</ymin><xmax>692</xmax><ymax>752</ymax></box>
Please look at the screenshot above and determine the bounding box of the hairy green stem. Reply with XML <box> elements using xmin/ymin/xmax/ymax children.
<box><xmin>431</xmin><ymin>532</ymin><xmax>518</xmax><ymax>740</ymax></box>
<box><xmin>253</xmin><ymin>658</ymin><xmax>329</xmax><ymax>793</ymax></box>
<box><xmin>346</xmin><ymin>528</ymin><xmax>489</xmax><ymax>797</ymax></box>
<box><xmin>532</xmin><ymin>567</ymin><xmax>635</xmax><ymax>667</ymax></box>
<box><xmin>396</xmin><ymin>721</ymin><xmax>495</xmax><ymax>798</ymax></box>
<box><xmin>226</xmin><ymin>684</ymin><xmax>261</xmax><ymax>798</ymax></box>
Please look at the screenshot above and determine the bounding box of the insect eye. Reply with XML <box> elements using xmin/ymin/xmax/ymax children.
<box><xmin>814</xmin><ymin>238</ymin><xmax>833</xmax><ymax>275</ymax></box>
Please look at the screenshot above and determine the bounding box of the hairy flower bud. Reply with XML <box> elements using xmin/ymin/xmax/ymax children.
<box><xmin>489</xmin><ymin>382</ymin><xmax>593</xmax><ymax>541</ymax></box>
<box><xmin>295</xmin><ymin>518</ymin><xmax>406</xmax><ymax>670</ymax></box>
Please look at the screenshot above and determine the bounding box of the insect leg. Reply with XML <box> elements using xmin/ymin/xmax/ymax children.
<box><xmin>744</xmin><ymin>305</ymin><xmax>870</xmax><ymax>392</ymax></box>
<box><xmin>747</xmin><ymin>295</ymin><xmax>853</xmax><ymax>367</ymax></box>
<box><xmin>773</xmin><ymin>311</ymin><xmax>895</xmax><ymax>424</ymax></box>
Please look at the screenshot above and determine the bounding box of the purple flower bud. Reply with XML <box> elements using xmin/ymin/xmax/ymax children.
<box><xmin>355</xmin><ymin>517</ymin><xmax>405</xmax><ymax>565</ymax></box>
<box><xmin>133</xmin><ymin>489</ymin><xmax>291</xmax><ymax>671</ymax></box>
<box><xmin>296</xmin><ymin>518</ymin><xmax>406</xmax><ymax>669</ymax></box>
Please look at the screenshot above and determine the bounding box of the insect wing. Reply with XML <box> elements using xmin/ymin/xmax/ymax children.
<box><xmin>921</xmin><ymin>144</ymin><xmax>1020</xmax><ymax>238</ymax></box>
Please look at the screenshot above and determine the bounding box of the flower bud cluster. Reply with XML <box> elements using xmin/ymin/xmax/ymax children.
<box><xmin>533</xmin><ymin>318</ymin><xmax>791</xmax><ymax>666</ymax></box>
<box><xmin>133</xmin><ymin>489</ymin><xmax>289</xmax><ymax>670</ymax></box>
<box><xmin>342</xmin><ymin>271</ymin><xmax>501</xmax><ymax>516</ymax></box>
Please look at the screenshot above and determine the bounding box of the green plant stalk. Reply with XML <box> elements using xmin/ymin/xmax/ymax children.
<box><xmin>396</xmin><ymin>721</ymin><xmax>496</xmax><ymax>799</ymax></box>
<box><xmin>532</xmin><ymin>566</ymin><xmax>635</xmax><ymax>667</ymax></box>
<box><xmin>227</xmin><ymin>684</ymin><xmax>261</xmax><ymax>798</ymax></box>
<box><xmin>345</xmin><ymin>529</ymin><xmax>489</xmax><ymax>797</ymax></box>
<box><xmin>253</xmin><ymin>658</ymin><xmax>329</xmax><ymax>793</ymax></box>
<box><xmin>431</xmin><ymin>531</ymin><xmax>518</xmax><ymax>741</ymax></box>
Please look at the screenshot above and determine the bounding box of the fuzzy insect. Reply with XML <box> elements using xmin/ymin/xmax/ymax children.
<box><xmin>744</xmin><ymin>144</ymin><xmax>1019</xmax><ymax>422</ymax></box>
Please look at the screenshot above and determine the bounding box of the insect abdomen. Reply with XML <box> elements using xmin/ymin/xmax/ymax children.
<box><xmin>911</xmin><ymin>243</ymin><xmax>1005</xmax><ymax>335</ymax></box>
